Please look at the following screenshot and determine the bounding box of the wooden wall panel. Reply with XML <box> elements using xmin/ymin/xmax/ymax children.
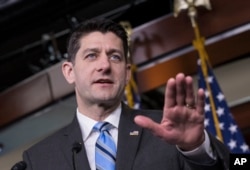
<box><xmin>231</xmin><ymin>102</ymin><xmax>250</xmax><ymax>130</ymax></box>
<box><xmin>0</xmin><ymin>74</ymin><xmax>52</xmax><ymax>127</ymax></box>
<box><xmin>136</xmin><ymin>30</ymin><xmax>250</xmax><ymax>93</ymax></box>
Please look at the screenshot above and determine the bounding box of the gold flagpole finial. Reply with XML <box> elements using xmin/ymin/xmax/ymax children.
<box><xmin>119</xmin><ymin>21</ymin><xmax>132</xmax><ymax>45</ymax></box>
<box><xmin>119</xmin><ymin>21</ymin><xmax>132</xmax><ymax>61</ymax></box>
<box><xmin>174</xmin><ymin>0</ymin><xmax>211</xmax><ymax>27</ymax></box>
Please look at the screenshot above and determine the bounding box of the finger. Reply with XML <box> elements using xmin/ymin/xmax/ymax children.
<box><xmin>134</xmin><ymin>115</ymin><xmax>170</xmax><ymax>140</ymax></box>
<box><xmin>164</xmin><ymin>78</ymin><xmax>176</xmax><ymax>108</ymax></box>
<box><xmin>185</xmin><ymin>76</ymin><xmax>195</xmax><ymax>106</ymax></box>
<box><xmin>196</xmin><ymin>88</ymin><xmax>205</xmax><ymax>115</ymax></box>
<box><xmin>175</xmin><ymin>73</ymin><xmax>186</xmax><ymax>106</ymax></box>
<box><xmin>134</xmin><ymin>115</ymin><xmax>162</xmax><ymax>134</ymax></box>
<box><xmin>134</xmin><ymin>115</ymin><xmax>155</xmax><ymax>129</ymax></box>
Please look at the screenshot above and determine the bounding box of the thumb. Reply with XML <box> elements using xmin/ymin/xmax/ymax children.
<box><xmin>134</xmin><ymin>115</ymin><xmax>158</xmax><ymax>131</ymax></box>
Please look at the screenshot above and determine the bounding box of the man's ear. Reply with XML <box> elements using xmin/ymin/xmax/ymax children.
<box><xmin>62</xmin><ymin>61</ymin><xmax>75</xmax><ymax>84</ymax></box>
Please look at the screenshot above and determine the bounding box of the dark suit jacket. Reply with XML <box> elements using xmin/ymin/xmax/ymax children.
<box><xmin>23</xmin><ymin>103</ymin><xmax>229</xmax><ymax>170</ymax></box>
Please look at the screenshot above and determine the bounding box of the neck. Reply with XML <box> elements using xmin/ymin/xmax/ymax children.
<box><xmin>77</xmin><ymin>100</ymin><xmax>121</xmax><ymax>121</ymax></box>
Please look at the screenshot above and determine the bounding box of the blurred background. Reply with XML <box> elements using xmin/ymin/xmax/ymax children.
<box><xmin>0</xmin><ymin>0</ymin><xmax>249</xmax><ymax>169</ymax></box>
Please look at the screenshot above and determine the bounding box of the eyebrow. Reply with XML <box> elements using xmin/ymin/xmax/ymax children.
<box><xmin>83</xmin><ymin>47</ymin><xmax>123</xmax><ymax>56</ymax></box>
<box><xmin>83</xmin><ymin>48</ymin><xmax>100</xmax><ymax>54</ymax></box>
<box><xmin>106</xmin><ymin>48</ymin><xmax>123</xmax><ymax>56</ymax></box>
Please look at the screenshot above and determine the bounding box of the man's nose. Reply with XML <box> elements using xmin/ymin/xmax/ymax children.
<box><xmin>97</xmin><ymin>55</ymin><xmax>111</xmax><ymax>72</ymax></box>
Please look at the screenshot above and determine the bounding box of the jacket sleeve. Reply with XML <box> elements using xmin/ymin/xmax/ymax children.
<box><xmin>180</xmin><ymin>131</ymin><xmax>230</xmax><ymax>170</ymax></box>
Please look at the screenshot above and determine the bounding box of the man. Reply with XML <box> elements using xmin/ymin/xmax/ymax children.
<box><xmin>22</xmin><ymin>18</ymin><xmax>229</xmax><ymax>170</ymax></box>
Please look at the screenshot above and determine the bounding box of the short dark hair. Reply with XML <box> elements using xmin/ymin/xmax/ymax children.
<box><xmin>67</xmin><ymin>18</ymin><xmax>129</xmax><ymax>63</ymax></box>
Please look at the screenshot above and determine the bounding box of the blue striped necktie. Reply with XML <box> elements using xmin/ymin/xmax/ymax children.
<box><xmin>94</xmin><ymin>122</ymin><xmax>116</xmax><ymax>170</ymax></box>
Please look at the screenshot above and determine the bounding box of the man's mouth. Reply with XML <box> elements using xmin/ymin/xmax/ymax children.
<box><xmin>94</xmin><ymin>79</ymin><xmax>113</xmax><ymax>84</ymax></box>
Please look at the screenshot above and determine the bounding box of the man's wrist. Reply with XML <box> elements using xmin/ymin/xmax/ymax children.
<box><xmin>176</xmin><ymin>130</ymin><xmax>217</xmax><ymax>162</ymax></box>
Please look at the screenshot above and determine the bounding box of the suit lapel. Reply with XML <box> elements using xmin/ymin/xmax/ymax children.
<box><xmin>116</xmin><ymin>104</ymin><xmax>142</xmax><ymax>170</ymax></box>
<box><xmin>61</xmin><ymin>115</ymin><xmax>91</xmax><ymax>170</ymax></box>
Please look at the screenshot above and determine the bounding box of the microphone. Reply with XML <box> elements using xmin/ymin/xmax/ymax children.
<box><xmin>72</xmin><ymin>142</ymin><xmax>82</xmax><ymax>153</ymax></box>
<box><xmin>11</xmin><ymin>161</ymin><xmax>27</xmax><ymax>170</ymax></box>
<box><xmin>72</xmin><ymin>142</ymin><xmax>82</xmax><ymax>170</ymax></box>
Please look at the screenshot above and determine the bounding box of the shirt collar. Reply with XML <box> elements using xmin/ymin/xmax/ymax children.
<box><xmin>76</xmin><ymin>104</ymin><xmax>121</xmax><ymax>142</ymax></box>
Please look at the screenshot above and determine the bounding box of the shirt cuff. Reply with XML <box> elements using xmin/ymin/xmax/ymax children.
<box><xmin>176</xmin><ymin>130</ymin><xmax>217</xmax><ymax>163</ymax></box>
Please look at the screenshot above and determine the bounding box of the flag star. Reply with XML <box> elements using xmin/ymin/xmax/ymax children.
<box><xmin>204</xmin><ymin>118</ymin><xmax>210</xmax><ymax>127</ymax></box>
<box><xmin>217</xmin><ymin>107</ymin><xmax>224</xmax><ymax>117</ymax></box>
<box><xmin>204</xmin><ymin>103</ymin><xmax>211</xmax><ymax>112</ymax></box>
<box><xmin>134</xmin><ymin>103</ymin><xmax>140</xmax><ymax>109</ymax></box>
<box><xmin>206</xmin><ymin>76</ymin><xmax>214</xmax><ymax>83</ymax></box>
<box><xmin>219</xmin><ymin>122</ymin><xmax>224</xmax><ymax>130</ymax></box>
<box><xmin>229</xmin><ymin>124</ymin><xmax>238</xmax><ymax>134</ymax></box>
<box><xmin>217</xmin><ymin>92</ymin><xmax>225</xmax><ymax>102</ymax></box>
<box><xmin>197</xmin><ymin>59</ymin><xmax>201</xmax><ymax>65</ymax></box>
<box><xmin>228</xmin><ymin>139</ymin><xmax>237</xmax><ymax>150</ymax></box>
<box><xmin>240</xmin><ymin>143</ymin><xmax>249</xmax><ymax>153</ymax></box>
<box><xmin>205</xmin><ymin>90</ymin><xmax>210</xmax><ymax>98</ymax></box>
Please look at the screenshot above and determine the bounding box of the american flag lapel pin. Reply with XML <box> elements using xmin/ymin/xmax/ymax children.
<box><xmin>129</xmin><ymin>130</ymin><xmax>139</xmax><ymax>136</ymax></box>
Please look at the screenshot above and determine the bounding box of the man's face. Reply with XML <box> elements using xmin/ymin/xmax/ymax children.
<box><xmin>64</xmin><ymin>31</ymin><xmax>131</xmax><ymax>107</ymax></box>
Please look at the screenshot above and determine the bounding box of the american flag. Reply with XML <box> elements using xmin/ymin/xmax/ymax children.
<box><xmin>197</xmin><ymin>59</ymin><xmax>250</xmax><ymax>153</ymax></box>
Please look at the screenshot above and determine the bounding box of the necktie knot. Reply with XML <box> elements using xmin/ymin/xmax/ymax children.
<box><xmin>94</xmin><ymin>122</ymin><xmax>114</xmax><ymax>132</ymax></box>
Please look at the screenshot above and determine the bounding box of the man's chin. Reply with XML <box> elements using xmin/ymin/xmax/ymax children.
<box><xmin>95</xmin><ymin>96</ymin><xmax>121</xmax><ymax>105</ymax></box>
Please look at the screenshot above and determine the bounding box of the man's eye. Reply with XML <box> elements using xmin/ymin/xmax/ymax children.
<box><xmin>86</xmin><ymin>54</ymin><xmax>96</xmax><ymax>59</ymax></box>
<box><xmin>110</xmin><ymin>55</ymin><xmax>122</xmax><ymax>61</ymax></box>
